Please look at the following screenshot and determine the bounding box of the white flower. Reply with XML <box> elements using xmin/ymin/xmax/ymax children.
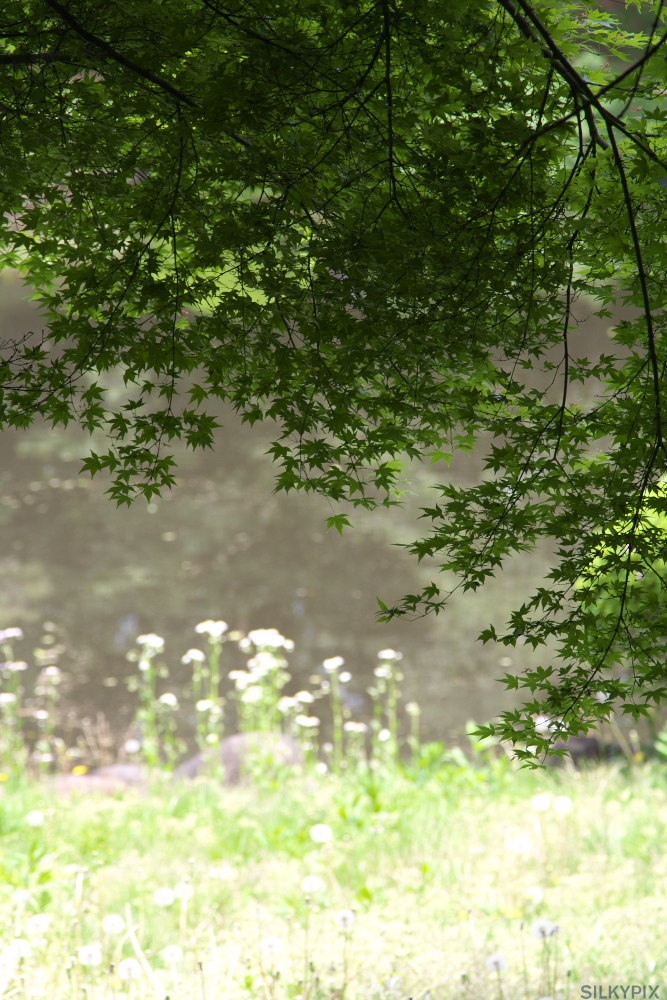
<box><xmin>241</xmin><ymin>685</ymin><xmax>264</xmax><ymax>704</ymax></box>
<box><xmin>158</xmin><ymin>692</ymin><xmax>178</xmax><ymax>708</ymax></box>
<box><xmin>102</xmin><ymin>914</ymin><xmax>125</xmax><ymax>935</ymax></box>
<box><xmin>377</xmin><ymin>649</ymin><xmax>402</xmax><ymax>660</ymax></box>
<box><xmin>238</xmin><ymin>637</ymin><xmax>253</xmax><ymax>652</ymax></box>
<box><xmin>553</xmin><ymin>795</ymin><xmax>573</xmax><ymax>816</ymax></box>
<box><xmin>323</xmin><ymin>656</ymin><xmax>344</xmax><ymax>673</ymax></box>
<box><xmin>124</xmin><ymin>738</ymin><xmax>141</xmax><ymax>754</ymax></box>
<box><xmin>315</xmin><ymin>761</ymin><xmax>328</xmax><ymax>775</ymax></box>
<box><xmin>377</xmin><ymin>728</ymin><xmax>391</xmax><ymax>742</ymax></box>
<box><xmin>277</xmin><ymin>696</ymin><xmax>298</xmax><ymax>712</ymax></box>
<box><xmin>405</xmin><ymin>701</ymin><xmax>420</xmax><ymax>716</ymax></box>
<box><xmin>196</xmin><ymin>699</ymin><xmax>214</xmax><ymax>711</ymax></box>
<box><xmin>41</xmin><ymin>666</ymin><xmax>61</xmax><ymax>678</ymax></box>
<box><xmin>294</xmin><ymin>690</ymin><xmax>315</xmax><ymax>704</ymax></box>
<box><xmin>5</xmin><ymin>938</ymin><xmax>31</xmax><ymax>961</ymax></box>
<box><xmin>505</xmin><ymin>833</ymin><xmax>532</xmax><ymax>857</ymax></box>
<box><xmin>195</xmin><ymin>620</ymin><xmax>228</xmax><ymax>639</ymax></box>
<box><xmin>260</xmin><ymin>935</ymin><xmax>283</xmax><ymax>958</ymax></box>
<box><xmin>531</xmin><ymin>792</ymin><xmax>553</xmax><ymax>813</ymax></box>
<box><xmin>344</xmin><ymin>721</ymin><xmax>367</xmax><ymax>733</ymax></box>
<box><xmin>339</xmin><ymin>671</ymin><xmax>352</xmax><ymax>683</ymax></box>
<box><xmin>296</xmin><ymin>715</ymin><xmax>319</xmax><ymax>728</ymax></box>
<box><xmin>0</xmin><ymin>693</ymin><xmax>17</xmax><ymax>705</ymax></box>
<box><xmin>174</xmin><ymin>879</ymin><xmax>194</xmax><ymax>900</ymax></box>
<box><xmin>34</xmin><ymin>710</ymin><xmax>49</xmax><ymax>720</ymax></box>
<box><xmin>229</xmin><ymin>670</ymin><xmax>252</xmax><ymax>690</ymax></box>
<box><xmin>531</xmin><ymin>918</ymin><xmax>559</xmax><ymax>940</ymax></box>
<box><xmin>6</xmin><ymin>661</ymin><xmax>27</xmax><ymax>672</ymax></box>
<box><xmin>208</xmin><ymin>863</ymin><xmax>235</xmax><ymax>880</ymax></box>
<box><xmin>0</xmin><ymin>628</ymin><xmax>23</xmax><ymax>641</ymax></box>
<box><xmin>25</xmin><ymin>810</ymin><xmax>44</xmax><ymax>828</ymax></box>
<box><xmin>374</xmin><ymin>665</ymin><xmax>392</xmax><ymax>678</ymax></box>
<box><xmin>485</xmin><ymin>953</ymin><xmax>507</xmax><ymax>972</ymax></box>
<box><xmin>153</xmin><ymin>887</ymin><xmax>175</xmax><ymax>907</ymax></box>
<box><xmin>117</xmin><ymin>957</ymin><xmax>142</xmax><ymax>980</ymax></box>
<box><xmin>182</xmin><ymin>648</ymin><xmax>206</xmax><ymax>664</ymax></box>
<box><xmin>78</xmin><ymin>942</ymin><xmax>103</xmax><ymax>966</ymax></box>
<box><xmin>161</xmin><ymin>944</ymin><xmax>184</xmax><ymax>963</ymax></box>
<box><xmin>525</xmin><ymin>886</ymin><xmax>545</xmax><ymax>905</ymax></box>
<box><xmin>248</xmin><ymin>652</ymin><xmax>280</xmax><ymax>676</ymax></box>
<box><xmin>137</xmin><ymin>633</ymin><xmax>165</xmax><ymax>653</ymax></box>
<box><xmin>301</xmin><ymin>875</ymin><xmax>325</xmax><ymax>894</ymax></box>
<box><xmin>310</xmin><ymin>823</ymin><xmax>334</xmax><ymax>844</ymax></box>
<box><xmin>25</xmin><ymin>913</ymin><xmax>50</xmax><ymax>937</ymax></box>
<box><xmin>334</xmin><ymin>909</ymin><xmax>356</xmax><ymax>930</ymax></box>
<box><xmin>247</xmin><ymin>628</ymin><xmax>290</xmax><ymax>650</ymax></box>
<box><xmin>206</xmin><ymin>733</ymin><xmax>219</xmax><ymax>744</ymax></box>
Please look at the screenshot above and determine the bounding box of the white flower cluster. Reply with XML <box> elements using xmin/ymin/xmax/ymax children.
<box><xmin>239</xmin><ymin>628</ymin><xmax>294</xmax><ymax>652</ymax></box>
<box><xmin>136</xmin><ymin>633</ymin><xmax>165</xmax><ymax>654</ymax></box>
<box><xmin>0</xmin><ymin>628</ymin><xmax>23</xmax><ymax>642</ymax></box>
<box><xmin>195</xmin><ymin>620</ymin><xmax>228</xmax><ymax>639</ymax></box>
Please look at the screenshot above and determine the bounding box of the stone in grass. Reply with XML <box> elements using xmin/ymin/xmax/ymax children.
<box><xmin>173</xmin><ymin>731</ymin><xmax>304</xmax><ymax>785</ymax></box>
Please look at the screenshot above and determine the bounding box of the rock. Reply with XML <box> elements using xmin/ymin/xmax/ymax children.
<box><xmin>173</xmin><ymin>731</ymin><xmax>304</xmax><ymax>785</ymax></box>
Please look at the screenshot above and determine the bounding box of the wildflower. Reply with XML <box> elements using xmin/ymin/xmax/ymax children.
<box><xmin>553</xmin><ymin>795</ymin><xmax>573</xmax><ymax>816</ymax></box>
<box><xmin>334</xmin><ymin>909</ymin><xmax>356</xmax><ymax>930</ymax></box>
<box><xmin>377</xmin><ymin>649</ymin><xmax>402</xmax><ymax>660</ymax></box>
<box><xmin>117</xmin><ymin>957</ymin><xmax>142</xmax><ymax>980</ymax></box>
<box><xmin>296</xmin><ymin>715</ymin><xmax>319</xmax><ymax>728</ymax></box>
<box><xmin>310</xmin><ymin>823</ymin><xmax>334</xmax><ymax>844</ymax></box>
<box><xmin>339</xmin><ymin>671</ymin><xmax>352</xmax><ymax>683</ymax></box>
<box><xmin>41</xmin><ymin>666</ymin><xmax>61</xmax><ymax>678</ymax></box>
<box><xmin>196</xmin><ymin>699</ymin><xmax>214</xmax><ymax>711</ymax></box>
<box><xmin>206</xmin><ymin>733</ymin><xmax>219</xmax><ymax>744</ymax></box>
<box><xmin>531</xmin><ymin>792</ymin><xmax>553</xmax><ymax>813</ymax></box>
<box><xmin>158</xmin><ymin>692</ymin><xmax>178</xmax><ymax>708</ymax></box>
<box><xmin>248</xmin><ymin>652</ymin><xmax>279</xmax><ymax>675</ymax></box>
<box><xmin>247</xmin><ymin>628</ymin><xmax>290</xmax><ymax>649</ymax></box>
<box><xmin>228</xmin><ymin>670</ymin><xmax>252</xmax><ymax>690</ymax></box>
<box><xmin>301</xmin><ymin>874</ymin><xmax>325</xmax><ymax>894</ymax></box>
<box><xmin>315</xmin><ymin>762</ymin><xmax>328</xmax><ymax>774</ymax></box>
<box><xmin>525</xmin><ymin>886</ymin><xmax>545</xmax><ymax>905</ymax></box>
<box><xmin>8</xmin><ymin>938</ymin><xmax>32</xmax><ymax>961</ymax></box>
<box><xmin>260</xmin><ymin>935</ymin><xmax>284</xmax><ymax>958</ymax></box>
<box><xmin>485</xmin><ymin>954</ymin><xmax>507</xmax><ymax>972</ymax></box>
<box><xmin>174</xmin><ymin>879</ymin><xmax>194</xmax><ymax>900</ymax></box>
<box><xmin>124</xmin><ymin>739</ymin><xmax>141</xmax><ymax>754</ymax></box>
<box><xmin>195</xmin><ymin>620</ymin><xmax>228</xmax><ymax>639</ymax></box>
<box><xmin>136</xmin><ymin>633</ymin><xmax>165</xmax><ymax>653</ymax></box>
<box><xmin>78</xmin><ymin>942</ymin><xmax>103</xmax><ymax>966</ymax></box>
<box><xmin>34</xmin><ymin>710</ymin><xmax>49</xmax><ymax>720</ymax></box>
<box><xmin>240</xmin><ymin>685</ymin><xmax>263</xmax><ymax>704</ymax></box>
<box><xmin>0</xmin><ymin>628</ymin><xmax>23</xmax><ymax>641</ymax></box>
<box><xmin>6</xmin><ymin>661</ymin><xmax>27</xmax><ymax>672</ymax></box>
<box><xmin>294</xmin><ymin>690</ymin><xmax>315</xmax><ymax>703</ymax></box>
<box><xmin>405</xmin><ymin>701</ymin><xmax>420</xmax><ymax>716</ymax></box>
<box><xmin>504</xmin><ymin>833</ymin><xmax>532</xmax><ymax>857</ymax></box>
<box><xmin>374</xmin><ymin>665</ymin><xmax>392</xmax><ymax>679</ymax></box>
<box><xmin>531</xmin><ymin>918</ymin><xmax>559</xmax><ymax>940</ymax></box>
<box><xmin>278</xmin><ymin>696</ymin><xmax>298</xmax><ymax>712</ymax></box>
<box><xmin>0</xmin><ymin>693</ymin><xmax>17</xmax><ymax>705</ymax></box>
<box><xmin>153</xmin><ymin>887</ymin><xmax>175</xmax><ymax>907</ymax></box>
<box><xmin>323</xmin><ymin>656</ymin><xmax>344</xmax><ymax>672</ymax></box>
<box><xmin>344</xmin><ymin>721</ymin><xmax>367</xmax><ymax>733</ymax></box>
<box><xmin>102</xmin><ymin>914</ymin><xmax>125</xmax><ymax>935</ymax></box>
<box><xmin>377</xmin><ymin>728</ymin><xmax>391</xmax><ymax>742</ymax></box>
<box><xmin>182</xmin><ymin>648</ymin><xmax>206</xmax><ymax>664</ymax></box>
<box><xmin>25</xmin><ymin>811</ymin><xmax>44</xmax><ymax>828</ymax></box>
<box><xmin>161</xmin><ymin>944</ymin><xmax>184</xmax><ymax>963</ymax></box>
<box><xmin>25</xmin><ymin>914</ymin><xmax>50</xmax><ymax>937</ymax></box>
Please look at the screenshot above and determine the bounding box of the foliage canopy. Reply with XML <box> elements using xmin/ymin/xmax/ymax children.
<box><xmin>2</xmin><ymin>0</ymin><xmax>667</xmax><ymax>761</ymax></box>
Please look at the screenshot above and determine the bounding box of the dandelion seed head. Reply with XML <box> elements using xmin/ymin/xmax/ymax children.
<box><xmin>25</xmin><ymin>810</ymin><xmax>44</xmax><ymax>828</ymax></box>
<box><xmin>531</xmin><ymin>792</ymin><xmax>553</xmax><ymax>813</ymax></box>
<box><xmin>102</xmin><ymin>914</ymin><xmax>125</xmax><ymax>935</ymax></box>
<box><xmin>485</xmin><ymin>953</ymin><xmax>508</xmax><ymax>972</ymax></box>
<box><xmin>334</xmin><ymin>908</ymin><xmax>356</xmax><ymax>930</ymax></box>
<box><xmin>301</xmin><ymin>874</ymin><xmax>325</xmax><ymax>894</ymax></box>
<box><xmin>25</xmin><ymin>913</ymin><xmax>50</xmax><ymax>937</ymax></box>
<box><xmin>531</xmin><ymin>918</ymin><xmax>559</xmax><ymax>940</ymax></box>
<box><xmin>174</xmin><ymin>879</ymin><xmax>194</xmax><ymax>900</ymax></box>
<box><xmin>117</xmin><ymin>957</ymin><xmax>142</xmax><ymax>980</ymax></box>
<box><xmin>553</xmin><ymin>795</ymin><xmax>573</xmax><ymax>816</ymax></box>
<box><xmin>310</xmin><ymin>823</ymin><xmax>334</xmax><ymax>843</ymax></box>
<box><xmin>78</xmin><ymin>942</ymin><xmax>103</xmax><ymax>966</ymax></box>
<box><xmin>260</xmin><ymin>935</ymin><xmax>284</xmax><ymax>957</ymax></box>
<box><xmin>161</xmin><ymin>944</ymin><xmax>184</xmax><ymax>963</ymax></box>
<box><xmin>153</xmin><ymin>887</ymin><xmax>175</xmax><ymax>907</ymax></box>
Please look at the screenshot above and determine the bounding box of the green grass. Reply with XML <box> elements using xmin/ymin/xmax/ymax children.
<box><xmin>0</xmin><ymin>755</ymin><xmax>665</xmax><ymax>999</ymax></box>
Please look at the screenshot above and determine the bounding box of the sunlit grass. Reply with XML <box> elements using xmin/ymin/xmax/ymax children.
<box><xmin>0</xmin><ymin>758</ymin><xmax>663</xmax><ymax>998</ymax></box>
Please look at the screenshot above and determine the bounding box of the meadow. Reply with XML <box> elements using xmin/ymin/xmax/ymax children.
<box><xmin>0</xmin><ymin>624</ymin><xmax>665</xmax><ymax>1000</ymax></box>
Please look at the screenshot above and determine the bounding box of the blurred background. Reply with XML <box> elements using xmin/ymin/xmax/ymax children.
<box><xmin>0</xmin><ymin>0</ymin><xmax>662</xmax><ymax>761</ymax></box>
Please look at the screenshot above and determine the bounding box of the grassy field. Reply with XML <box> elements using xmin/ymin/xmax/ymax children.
<box><xmin>0</xmin><ymin>753</ymin><xmax>664</xmax><ymax>1000</ymax></box>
